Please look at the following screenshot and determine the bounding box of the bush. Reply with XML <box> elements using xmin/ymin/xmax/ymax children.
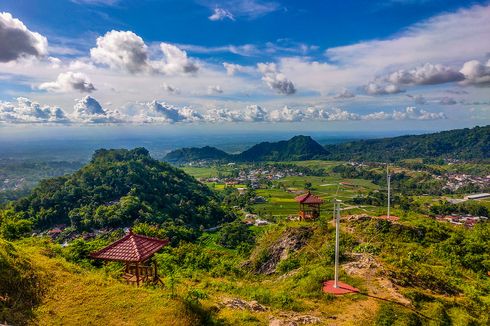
<box><xmin>217</xmin><ymin>221</ymin><xmax>255</xmax><ymax>249</ymax></box>
<box><xmin>0</xmin><ymin>240</ymin><xmax>44</xmax><ymax>325</ymax></box>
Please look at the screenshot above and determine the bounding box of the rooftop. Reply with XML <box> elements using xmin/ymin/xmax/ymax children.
<box><xmin>295</xmin><ymin>191</ymin><xmax>324</xmax><ymax>204</ymax></box>
<box><xmin>90</xmin><ymin>230</ymin><xmax>168</xmax><ymax>262</ymax></box>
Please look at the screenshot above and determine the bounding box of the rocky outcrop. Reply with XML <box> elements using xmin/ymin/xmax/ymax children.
<box><xmin>254</xmin><ymin>227</ymin><xmax>313</xmax><ymax>275</ymax></box>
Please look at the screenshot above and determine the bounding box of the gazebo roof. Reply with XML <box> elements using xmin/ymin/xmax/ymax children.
<box><xmin>90</xmin><ymin>230</ymin><xmax>169</xmax><ymax>262</ymax></box>
<box><xmin>295</xmin><ymin>191</ymin><xmax>324</xmax><ymax>204</ymax></box>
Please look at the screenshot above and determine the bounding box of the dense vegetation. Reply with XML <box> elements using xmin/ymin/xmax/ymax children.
<box><xmin>163</xmin><ymin>146</ymin><xmax>230</xmax><ymax>164</ymax></box>
<box><xmin>164</xmin><ymin>135</ymin><xmax>329</xmax><ymax>163</ymax></box>
<box><xmin>325</xmin><ymin>125</ymin><xmax>490</xmax><ymax>162</ymax></box>
<box><xmin>165</xmin><ymin>126</ymin><xmax>490</xmax><ymax>164</ymax></box>
<box><xmin>3</xmin><ymin>148</ymin><xmax>232</xmax><ymax>232</ymax></box>
<box><xmin>0</xmin><ymin>159</ymin><xmax>83</xmax><ymax>204</ymax></box>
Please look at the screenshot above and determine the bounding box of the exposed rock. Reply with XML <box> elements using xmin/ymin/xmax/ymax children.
<box><xmin>221</xmin><ymin>298</ymin><xmax>267</xmax><ymax>312</ymax></box>
<box><xmin>255</xmin><ymin>227</ymin><xmax>313</xmax><ymax>275</ymax></box>
<box><xmin>269</xmin><ymin>313</ymin><xmax>322</xmax><ymax>325</ymax></box>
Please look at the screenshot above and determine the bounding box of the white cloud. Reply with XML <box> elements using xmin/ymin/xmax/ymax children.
<box><xmin>364</xmin><ymin>106</ymin><xmax>446</xmax><ymax>120</ymax></box>
<box><xmin>163</xmin><ymin>83</ymin><xmax>180</xmax><ymax>94</ymax></box>
<box><xmin>242</xmin><ymin>104</ymin><xmax>267</xmax><ymax>121</ymax></box>
<box><xmin>407</xmin><ymin>94</ymin><xmax>426</xmax><ymax>104</ymax></box>
<box><xmin>326</xmin><ymin>5</ymin><xmax>490</xmax><ymax>70</ymax></box>
<box><xmin>71</xmin><ymin>96</ymin><xmax>122</xmax><ymax>123</ymax></box>
<box><xmin>459</xmin><ymin>59</ymin><xmax>490</xmax><ymax>86</ymax></box>
<box><xmin>0</xmin><ymin>12</ymin><xmax>48</xmax><ymax>62</ymax></box>
<box><xmin>39</xmin><ymin>71</ymin><xmax>96</xmax><ymax>93</ymax></box>
<box><xmin>439</xmin><ymin>97</ymin><xmax>457</xmax><ymax>105</ymax></box>
<box><xmin>207</xmin><ymin>85</ymin><xmax>223</xmax><ymax>94</ymax></box>
<box><xmin>129</xmin><ymin>100</ymin><xmax>203</xmax><ymax>123</ymax></box>
<box><xmin>364</xmin><ymin>82</ymin><xmax>403</xmax><ymax>95</ymax></box>
<box><xmin>0</xmin><ymin>97</ymin><xmax>68</xmax><ymax>123</ymax></box>
<box><xmin>90</xmin><ymin>30</ymin><xmax>150</xmax><ymax>73</ymax></box>
<box><xmin>202</xmin><ymin>0</ymin><xmax>279</xmax><ymax>20</ymax></box>
<box><xmin>269</xmin><ymin>106</ymin><xmax>303</xmax><ymax>122</ymax></box>
<box><xmin>386</xmin><ymin>63</ymin><xmax>464</xmax><ymax>85</ymax></box>
<box><xmin>209</xmin><ymin>8</ymin><xmax>235</xmax><ymax>21</ymax></box>
<box><xmin>223</xmin><ymin>62</ymin><xmax>252</xmax><ymax>76</ymax></box>
<box><xmin>335</xmin><ymin>89</ymin><xmax>355</xmax><ymax>99</ymax></box>
<box><xmin>156</xmin><ymin>43</ymin><xmax>199</xmax><ymax>74</ymax></box>
<box><xmin>257</xmin><ymin>62</ymin><xmax>296</xmax><ymax>95</ymax></box>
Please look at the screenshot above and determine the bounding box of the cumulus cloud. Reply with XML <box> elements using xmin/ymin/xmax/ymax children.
<box><xmin>157</xmin><ymin>43</ymin><xmax>199</xmax><ymax>74</ymax></box>
<box><xmin>223</xmin><ymin>62</ymin><xmax>251</xmax><ymax>76</ymax></box>
<box><xmin>257</xmin><ymin>63</ymin><xmax>296</xmax><ymax>95</ymax></box>
<box><xmin>407</xmin><ymin>94</ymin><xmax>426</xmax><ymax>104</ymax></box>
<box><xmin>207</xmin><ymin>85</ymin><xmax>223</xmax><ymax>94</ymax></box>
<box><xmin>72</xmin><ymin>96</ymin><xmax>122</xmax><ymax>123</ymax></box>
<box><xmin>130</xmin><ymin>100</ymin><xmax>203</xmax><ymax>123</ymax></box>
<box><xmin>439</xmin><ymin>97</ymin><xmax>457</xmax><ymax>105</ymax></box>
<box><xmin>459</xmin><ymin>59</ymin><xmax>490</xmax><ymax>86</ymax></box>
<box><xmin>0</xmin><ymin>97</ymin><xmax>68</xmax><ymax>123</ymax></box>
<box><xmin>90</xmin><ymin>30</ymin><xmax>150</xmax><ymax>73</ymax></box>
<box><xmin>39</xmin><ymin>71</ymin><xmax>96</xmax><ymax>93</ymax></box>
<box><xmin>386</xmin><ymin>63</ymin><xmax>464</xmax><ymax>85</ymax></box>
<box><xmin>163</xmin><ymin>83</ymin><xmax>180</xmax><ymax>94</ymax></box>
<box><xmin>335</xmin><ymin>89</ymin><xmax>355</xmax><ymax>99</ymax></box>
<box><xmin>364</xmin><ymin>82</ymin><xmax>403</xmax><ymax>95</ymax></box>
<box><xmin>364</xmin><ymin>107</ymin><xmax>446</xmax><ymax>120</ymax></box>
<box><xmin>269</xmin><ymin>106</ymin><xmax>303</xmax><ymax>121</ymax></box>
<box><xmin>0</xmin><ymin>12</ymin><xmax>48</xmax><ymax>62</ymax></box>
<box><xmin>209</xmin><ymin>8</ymin><xmax>235</xmax><ymax>21</ymax></box>
<box><xmin>242</xmin><ymin>105</ymin><xmax>268</xmax><ymax>122</ymax></box>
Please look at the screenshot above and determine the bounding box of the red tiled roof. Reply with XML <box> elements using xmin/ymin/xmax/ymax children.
<box><xmin>294</xmin><ymin>191</ymin><xmax>324</xmax><ymax>204</ymax></box>
<box><xmin>90</xmin><ymin>230</ymin><xmax>169</xmax><ymax>262</ymax></box>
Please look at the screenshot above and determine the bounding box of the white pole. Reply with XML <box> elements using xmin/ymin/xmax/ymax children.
<box><xmin>387</xmin><ymin>166</ymin><xmax>391</xmax><ymax>219</ymax></box>
<box><xmin>334</xmin><ymin>200</ymin><xmax>340</xmax><ymax>288</ymax></box>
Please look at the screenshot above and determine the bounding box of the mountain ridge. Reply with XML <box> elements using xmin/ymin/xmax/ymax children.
<box><xmin>163</xmin><ymin>125</ymin><xmax>490</xmax><ymax>163</ymax></box>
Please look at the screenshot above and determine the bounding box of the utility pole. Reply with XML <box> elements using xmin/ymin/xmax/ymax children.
<box><xmin>387</xmin><ymin>165</ymin><xmax>391</xmax><ymax>219</ymax></box>
<box><xmin>333</xmin><ymin>199</ymin><xmax>341</xmax><ymax>288</ymax></box>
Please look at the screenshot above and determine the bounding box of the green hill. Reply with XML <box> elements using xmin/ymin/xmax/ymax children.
<box><xmin>237</xmin><ymin>135</ymin><xmax>329</xmax><ymax>162</ymax></box>
<box><xmin>164</xmin><ymin>135</ymin><xmax>329</xmax><ymax>163</ymax></box>
<box><xmin>9</xmin><ymin>148</ymin><xmax>230</xmax><ymax>231</ymax></box>
<box><xmin>164</xmin><ymin>146</ymin><xmax>231</xmax><ymax>164</ymax></box>
<box><xmin>325</xmin><ymin>125</ymin><xmax>490</xmax><ymax>162</ymax></box>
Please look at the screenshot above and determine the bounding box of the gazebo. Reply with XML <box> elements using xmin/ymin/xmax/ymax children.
<box><xmin>295</xmin><ymin>191</ymin><xmax>324</xmax><ymax>220</ymax></box>
<box><xmin>90</xmin><ymin>230</ymin><xmax>169</xmax><ymax>286</ymax></box>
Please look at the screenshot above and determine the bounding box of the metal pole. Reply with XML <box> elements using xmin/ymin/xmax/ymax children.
<box><xmin>334</xmin><ymin>200</ymin><xmax>340</xmax><ymax>288</ymax></box>
<box><xmin>387</xmin><ymin>166</ymin><xmax>391</xmax><ymax>219</ymax></box>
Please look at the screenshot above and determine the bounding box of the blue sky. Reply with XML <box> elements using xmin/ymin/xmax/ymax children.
<box><xmin>0</xmin><ymin>0</ymin><xmax>489</xmax><ymax>131</ymax></box>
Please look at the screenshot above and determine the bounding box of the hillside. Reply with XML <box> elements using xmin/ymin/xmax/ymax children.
<box><xmin>164</xmin><ymin>146</ymin><xmax>231</xmax><ymax>164</ymax></box>
<box><xmin>164</xmin><ymin>126</ymin><xmax>490</xmax><ymax>164</ymax></box>
<box><xmin>325</xmin><ymin>125</ymin><xmax>490</xmax><ymax>162</ymax></box>
<box><xmin>237</xmin><ymin>135</ymin><xmax>329</xmax><ymax>162</ymax></box>
<box><xmin>164</xmin><ymin>135</ymin><xmax>329</xmax><ymax>163</ymax></box>
<box><xmin>7</xmin><ymin>148</ymin><xmax>230</xmax><ymax>231</ymax></box>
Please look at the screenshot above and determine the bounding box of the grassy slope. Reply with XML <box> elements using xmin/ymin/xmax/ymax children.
<box><xmin>16</xmin><ymin>240</ymin><xmax>206</xmax><ymax>326</ymax></box>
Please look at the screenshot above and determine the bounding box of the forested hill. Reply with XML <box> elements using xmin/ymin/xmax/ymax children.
<box><xmin>164</xmin><ymin>135</ymin><xmax>329</xmax><ymax>163</ymax></box>
<box><xmin>237</xmin><ymin>135</ymin><xmax>329</xmax><ymax>161</ymax></box>
<box><xmin>8</xmin><ymin>148</ymin><xmax>230</xmax><ymax>231</ymax></box>
<box><xmin>164</xmin><ymin>146</ymin><xmax>231</xmax><ymax>163</ymax></box>
<box><xmin>324</xmin><ymin>125</ymin><xmax>490</xmax><ymax>162</ymax></box>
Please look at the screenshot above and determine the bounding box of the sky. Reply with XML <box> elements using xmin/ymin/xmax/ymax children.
<box><xmin>0</xmin><ymin>0</ymin><xmax>489</xmax><ymax>132</ymax></box>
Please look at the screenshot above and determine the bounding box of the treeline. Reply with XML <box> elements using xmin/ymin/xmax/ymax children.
<box><xmin>325</xmin><ymin>125</ymin><xmax>490</xmax><ymax>162</ymax></box>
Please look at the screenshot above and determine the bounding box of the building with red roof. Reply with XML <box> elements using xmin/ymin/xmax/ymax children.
<box><xmin>294</xmin><ymin>191</ymin><xmax>324</xmax><ymax>220</ymax></box>
<box><xmin>90</xmin><ymin>230</ymin><xmax>169</xmax><ymax>286</ymax></box>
